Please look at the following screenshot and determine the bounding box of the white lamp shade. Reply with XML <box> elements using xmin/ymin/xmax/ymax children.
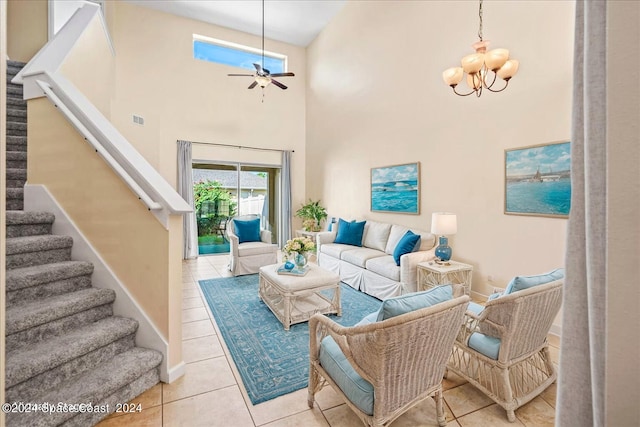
<box><xmin>461</xmin><ymin>53</ymin><xmax>484</xmax><ymax>74</ymax></box>
<box><xmin>497</xmin><ymin>59</ymin><xmax>519</xmax><ymax>80</ymax></box>
<box><xmin>255</xmin><ymin>75</ymin><xmax>271</xmax><ymax>88</ymax></box>
<box><xmin>485</xmin><ymin>48</ymin><xmax>509</xmax><ymax>71</ymax></box>
<box><xmin>442</xmin><ymin>67</ymin><xmax>464</xmax><ymax>86</ymax></box>
<box><xmin>431</xmin><ymin>212</ymin><xmax>457</xmax><ymax>235</ymax></box>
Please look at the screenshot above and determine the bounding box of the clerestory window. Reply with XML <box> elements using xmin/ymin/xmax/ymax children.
<box><xmin>193</xmin><ymin>35</ymin><xmax>286</xmax><ymax>74</ymax></box>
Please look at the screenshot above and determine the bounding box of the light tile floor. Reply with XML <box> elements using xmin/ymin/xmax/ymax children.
<box><xmin>96</xmin><ymin>255</ymin><xmax>559</xmax><ymax>427</ymax></box>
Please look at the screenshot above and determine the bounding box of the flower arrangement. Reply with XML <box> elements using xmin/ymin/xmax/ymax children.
<box><xmin>283</xmin><ymin>236</ymin><xmax>316</xmax><ymax>256</ymax></box>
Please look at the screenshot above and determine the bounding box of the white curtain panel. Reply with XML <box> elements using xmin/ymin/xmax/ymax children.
<box><xmin>557</xmin><ymin>1</ymin><xmax>607</xmax><ymax>425</ymax></box>
<box><xmin>279</xmin><ymin>150</ymin><xmax>293</xmax><ymax>247</ymax></box>
<box><xmin>177</xmin><ymin>140</ymin><xmax>198</xmax><ymax>259</ymax></box>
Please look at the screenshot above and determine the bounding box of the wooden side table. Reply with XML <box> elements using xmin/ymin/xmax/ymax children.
<box><xmin>417</xmin><ymin>260</ymin><xmax>473</xmax><ymax>295</ymax></box>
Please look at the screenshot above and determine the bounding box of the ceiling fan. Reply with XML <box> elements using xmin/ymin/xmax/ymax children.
<box><xmin>227</xmin><ymin>0</ymin><xmax>295</xmax><ymax>91</ymax></box>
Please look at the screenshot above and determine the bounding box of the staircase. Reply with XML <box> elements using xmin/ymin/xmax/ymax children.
<box><xmin>4</xmin><ymin>60</ymin><xmax>163</xmax><ymax>426</ymax></box>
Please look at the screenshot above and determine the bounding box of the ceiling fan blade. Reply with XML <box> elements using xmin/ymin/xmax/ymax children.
<box><xmin>263</xmin><ymin>68</ymin><xmax>270</xmax><ymax>75</ymax></box>
<box><xmin>228</xmin><ymin>74</ymin><xmax>254</xmax><ymax>77</ymax></box>
<box><xmin>253</xmin><ymin>63</ymin><xmax>263</xmax><ymax>73</ymax></box>
<box><xmin>271</xmin><ymin>79</ymin><xmax>288</xmax><ymax>90</ymax></box>
<box><xmin>248</xmin><ymin>81</ymin><xmax>258</xmax><ymax>89</ymax></box>
<box><xmin>270</xmin><ymin>72</ymin><xmax>295</xmax><ymax>77</ymax></box>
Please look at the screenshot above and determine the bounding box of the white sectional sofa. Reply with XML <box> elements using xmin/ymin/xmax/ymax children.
<box><xmin>316</xmin><ymin>220</ymin><xmax>437</xmax><ymax>299</ymax></box>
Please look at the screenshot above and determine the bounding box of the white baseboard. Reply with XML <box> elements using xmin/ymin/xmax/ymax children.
<box><xmin>24</xmin><ymin>184</ymin><xmax>182</xmax><ymax>383</ymax></box>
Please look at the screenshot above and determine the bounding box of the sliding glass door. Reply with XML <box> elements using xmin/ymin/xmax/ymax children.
<box><xmin>193</xmin><ymin>162</ymin><xmax>280</xmax><ymax>255</ymax></box>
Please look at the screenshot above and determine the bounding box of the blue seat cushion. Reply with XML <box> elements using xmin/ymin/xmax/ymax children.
<box><xmin>319</xmin><ymin>336</ymin><xmax>374</xmax><ymax>415</ymax></box>
<box><xmin>467</xmin><ymin>301</ymin><xmax>485</xmax><ymax>316</ymax></box>
<box><xmin>503</xmin><ymin>268</ymin><xmax>565</xmax><ymax>295</ymax></box>
<box><xmin>354</xmin><ymin>312</ymin><xmax>378</xmax><ymax>327</ymax></box>
<box><xmin>233</xmin><ymin>218</ymin><xmax>261</xmax><ymax>243</ymax></box>
<box><xmin>376</xmin><ymin>285</ymin><xmax>453</xmax><ymax>321</ymax></box>
<box><xmin>334</xmin><ymin>219</ymin><xmax>366</xmax><ymax>247</ymax></box>
<box><xmin>392</xmin><ymin>230</ymin><xmax>421</xmax><ymax>266</ymax></box>
<box><xmin>468</xmin><ymin>332</ymin><xmax>502</xmax><ymax>360</ymax></box>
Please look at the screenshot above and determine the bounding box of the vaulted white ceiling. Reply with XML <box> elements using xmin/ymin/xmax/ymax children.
<box><xmin>124</xmin><ymin>0</ymin><xmax>346</xmax><ymax>47</ymax></box>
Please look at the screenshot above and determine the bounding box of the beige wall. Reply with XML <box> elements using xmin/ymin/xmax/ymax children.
<box><xmin>606</xmin><ymin>1</ymin><xmax>640</xmax><ymax>424</ymax></box>
<box><xmin>59</xmin><ymin>14</ymin><xmax>114</xmax><ymax>118</ymax></box>
<box><xmin>7</xmin><ymin>0</ymin><xmax>47</xmax><ymax>63</ymax></box>
<box><xmin>107</xmin><ymin>2</ymin><xmax>306</xmax><ymax>211</ymax></box>
<box><xmin>27</xmin><ymin>98</ymin><xmax>176</xmax><ymax>353</ymax></box>
<box><xmin>306</xmin><ymin>1</ymin><xmax>574</xmax><ymax>305</ymax></box>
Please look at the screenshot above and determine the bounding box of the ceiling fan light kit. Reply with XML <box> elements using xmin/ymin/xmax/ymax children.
<box><xmin>227</xmin><ymin>0</ymin><xmax>295</xmax><ymax>98</ymax></box>
<box><xmin>442</xmin><ymin>0</ymin><xmax>519</xmax><ymax>97</ymax></box>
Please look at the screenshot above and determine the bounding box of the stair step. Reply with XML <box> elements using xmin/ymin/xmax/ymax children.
<box><xmin>6</xmin><ymin>261</ymin><xmax>94</xmax><ymax>305</ymax></box>
<box><xmin>6</xmin><ymin>167</ymin><xmax>27</xmax><ymax>180</ymax></box>
<box><xmin>7</xmin><ymin>84</ymin><xmax>23</xmax><ymax>96</ymax></box>
<box><xmin>6</xmin><ymin>287</ymin><xmax>115</xmax><ymax>342</ymax></box>
<box><xmin>7</xmin><ymin>134</ymin><xmax>27</xmax><ymax>145</ymax></box>
<box><xmin>7</xmin><ymin>199</ymin><xmax>24</xmax><ymax>210</ymax></box>
<box><xmin>7</xmin><ymin>187</ymin><xmax>23</xmax><ymax>201</ymax></box>
<box><xmin>6</xmin><ymin>96</ymin><xmax>26</xmax><ymax>109</ymax></box>
<box><xmin>6</xmin><ymin>151</ymin><xmax>27</xmax><ymax>169</ymax></box>
<box><xmin>7</xmin><ymin>120</ymin><xmax>26</xmax><ymax>133</ymax></box>
<box><xmin>5</xmin><ymin>316</ymin><xmax>138</xmax><ymax>388</ymax></box>
<box><xmin>7</xmin><ymin>107</ymin><xmax>27</xmax><ymax>120</ymax></box>
<box><xmin>6</xmin><ymin>347</ymin><xmax>161</xmax><ymax>427</ymax></box>
<box><xmin>7</xmin><ymin>59</ymin><xmax>26</xmax><ymax>75</ymax></box>
<box><xmin>6</xmin><ymin>210</ymin><xmax>55</xmax><ymax>237</ymax></box>
<box><xmin>6</xmin><ymin>235</ymin><xmax>74</xmax><ymax>269</ymax></box>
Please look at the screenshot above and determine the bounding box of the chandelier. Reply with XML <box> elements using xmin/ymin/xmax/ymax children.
<box><xmin>442</xmin><ymin>0</ymin><xmax>519</xmax><ymax>97</ymax></box>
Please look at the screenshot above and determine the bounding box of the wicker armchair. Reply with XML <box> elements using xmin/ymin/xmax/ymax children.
<box><xmin>447</xmin><ymin>279</ymin><xmax>563</xmax><ymax>422</ymax></box>
<box><xmin>308</xmin><ymin>289</ymin><xmax>470</xmax><ymax>427</ymax></box>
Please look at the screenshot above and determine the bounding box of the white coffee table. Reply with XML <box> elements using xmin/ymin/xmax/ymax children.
<box><xmin>259</xmin><ymin>263</ymin><xmax>341</xmax><ymax>330</ymax></box>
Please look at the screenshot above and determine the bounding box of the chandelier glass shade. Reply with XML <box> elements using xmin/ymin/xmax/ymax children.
<box><xmin>442</xmin><ymin>0</ymin><xmax>519</xmax><ymax>97</ymax></box>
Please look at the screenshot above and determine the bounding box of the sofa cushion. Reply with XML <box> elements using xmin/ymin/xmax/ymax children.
<box><xmin>335</xmin><ymin>219</ymin><xmax>366</xmax><ymax>246</ymax></box>
<box><xmin>376</xmin><ymin>285</ymin><xmax>453</xmax><ymax>321</ymax></box>
<box><xmin>503</xmin><ymin>268</ymin><xmax>565</xmax><ymax>295</ymax></box>
<box><xmin>320</xmin><ymin>243</ymin><xmax>358</xmax><ymax>259</ymax></box>
<box><xmin>319</xmin><ymin>336</ymin><xmax>374</xmax><ymax>415</ymax></box>
<box><xmin>468</xmin><ymin>332</ymin><xmax>501</xmax><ymax>360</ymax></box>
<box><xmin>365</xmin><ymin>255</ymin><xmax>401</xmax><ymax>282</ymax></box>
<box><xmin>362</xmin><ymin>221</ymin><xmax>392</xmax><ymax>252</ymax></box>
<box><xmin>355</xmin><ymin>312</ymin><xmax>378</xmax><ymax>327</ymax></box>
<box><xmin>392</xmin><ymin>231</ymin><xmax>421</xmax><ymax>266</ymax></box>
<box><xmin>341</xmin><ymin>247</ymin><xmax>386</xmax><ymax>268</ymax></box>
<box><xmin>233</xmin><ymin>218</ymin><xmax>261</xmax><ymax>243</ymax></box>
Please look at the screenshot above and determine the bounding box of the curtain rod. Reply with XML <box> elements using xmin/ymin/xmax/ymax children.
<box><xmin>183</xmin><ymin>140</ymin><xmax>294</xmax><ymax>153</ymax></box>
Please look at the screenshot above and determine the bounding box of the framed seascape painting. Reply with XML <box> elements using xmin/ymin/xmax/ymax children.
<box><xmin>505</xmin><ymin>141</ymin><xmax>571</xmax><ymax>218</ymax></box>
<box><xmin>371</xmin><ymin>162</ymin><xmax>420</xmax><ymax>214</ymax></box>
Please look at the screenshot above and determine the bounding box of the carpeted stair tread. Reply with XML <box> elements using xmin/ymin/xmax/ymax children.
<box><xmin>6</xmin><ymin>210</ymin><xmax>55</xmax><ymax>225</ymax></box>
<box><xmin>7</xmin><ymin>107</ymin><xmax>27</xmax><ymax>120</ymax></box>
<box><xmin>6</xmin><ymin>287</ymin><xmax>115</xmax><ymax>335</ymax></box>
<box><xmin>6</xmin><ymin>261</ymin><xmax>94</xmax><ymax>292</ymax></box>
<box><xmin>8</xmin><ymin>84</ymin><xmax>23</xmax><ymax>96</ymax></box>
<box><xmin>6</xmin><ymin>347</ymin><xmax>161</xmax><ymax>427</ymax></box>
<box><xmin>6</xmin><ymin>167</ymin><xmax>27</xmax><ymax>180</ymax></box>
<box><xmin>7</xmin><ymin>135</ymin><xmax>27</xmax><ymax>146</ymax></box>
<box><xmin>6</xmin><ymin>151</ymin><xmax>27</xmax><ymax>169</ymax></box>
<box><xmin>5</xmin><ymin>316</ymin><xmax>139</xmax><ymax>388</ymax></box>
<box><xmin>7</xmin><ymin>187</ymin><xmax>23</xmax><ymax>199</ymax></box>
<box><xmin>6</xmin><ymin>234</ymin><xmax>73</xmax><ymax>255</ymax></box>
<box><xmin>7</xmin><ymin>96</ymin><xmax>26</xmax><ymax>109</ymax></box>
<box><xmin>7</xmin><ymin>199</ymin><xmax>24</xmax><ymax>210</ymax></box>
<box><xmin>7</xmin><ymin>121</ymin><xmax>27</xmax><ymax>132</ymax></box>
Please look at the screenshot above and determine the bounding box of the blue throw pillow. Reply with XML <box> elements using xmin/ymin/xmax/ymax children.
<box><xmin>233</xmin><ymin>218</ymin><xmax>261</xmax><ymax>243</ymax></box>
<box><xmin>503</xmin><ymin>268</ymin><xmax>565</xmax><ymax>295</ymax></box>
<box><xmin>376</xmin><ymin>285</ymin><xmax>453</xmax><ymax>321</ymax></box>
<box><xmin>392</xmin><ymin>230</ymin><xmax>421</xmax><ymax>266</ymax></box>
<box><xmin>334</xmin><ymin>219</ymin><xmax>366</xmax><ymax>246</ymax></box>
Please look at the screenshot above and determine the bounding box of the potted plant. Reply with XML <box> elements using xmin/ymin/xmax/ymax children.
<box><xmin>295</xmin><ymin>199</ymin><xmax>328</xmax><ymax>232</ymax></box>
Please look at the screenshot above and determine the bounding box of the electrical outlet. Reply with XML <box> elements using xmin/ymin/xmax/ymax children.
<box><xmin>132</xmin><ymin>114</ymin><xmax>144</xmax><ymax>125</ymax></box>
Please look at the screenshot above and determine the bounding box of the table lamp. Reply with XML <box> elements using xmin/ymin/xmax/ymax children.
<box><xmin>430</xmin><ymin>212</ymin><xmax>457</xmax><ymax>263</ymax></box>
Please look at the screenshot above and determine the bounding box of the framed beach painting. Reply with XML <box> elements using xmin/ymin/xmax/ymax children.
<box><xmin>371</xmin><ymin>162</ymin><xmax>420</xmax><ymax>214</ymax></box>
<box><xmin>505</xmin><ymin>141</ymin><xmax>571</xmax><ymax>218</ymax></box>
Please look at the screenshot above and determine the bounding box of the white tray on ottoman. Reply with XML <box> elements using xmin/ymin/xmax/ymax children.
<box><xmin>259</xmin><ymin>263</ymin><xmax>341</xmax><ymax>330</ymax></box>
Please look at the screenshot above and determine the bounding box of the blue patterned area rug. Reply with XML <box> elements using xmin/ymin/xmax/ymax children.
<box><xmin>198</xmin><ymin>274</ymin><xmax>381</xmax><ymax>405</ymax></box>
